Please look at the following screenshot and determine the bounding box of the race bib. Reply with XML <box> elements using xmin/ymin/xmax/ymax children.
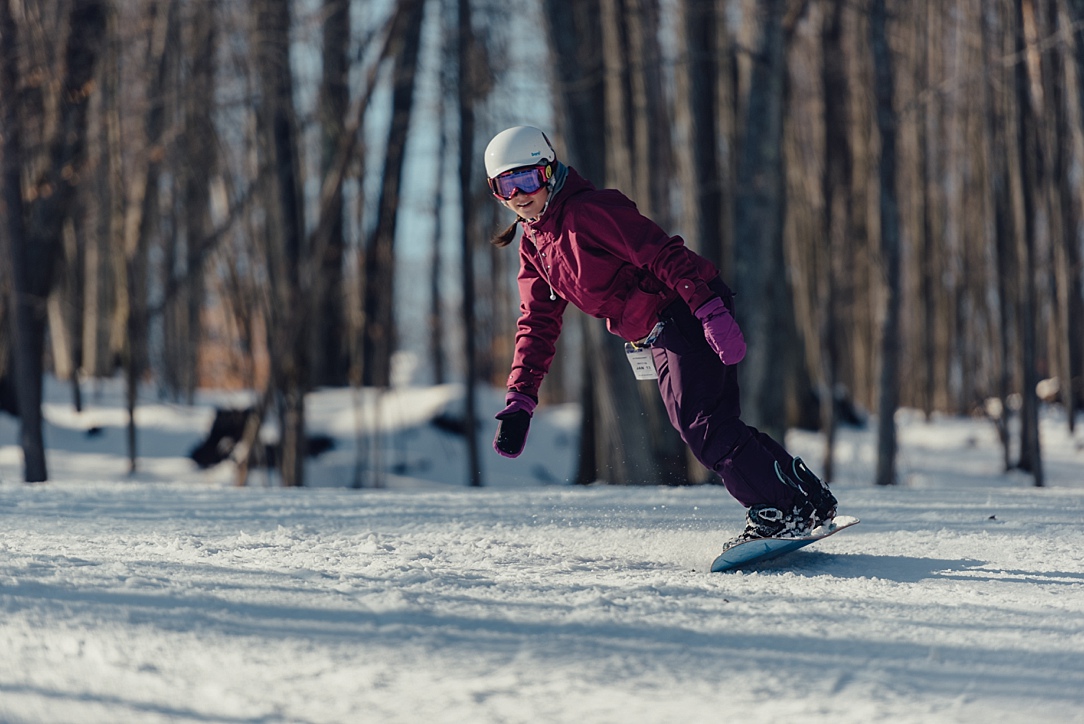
<box><xmin>624</xmin><ymin>342</ymin><xmax>658</xmax><ymax>380</ymax></box>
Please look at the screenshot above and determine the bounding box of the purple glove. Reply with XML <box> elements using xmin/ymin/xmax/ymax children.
<box><xmin>493</xmin><ymin>392</ymin><xmax>537</xmax><ymax>458</ymax></box>
<box><xmin>695</xmin><ymin>297</ymin><xmax>746</xmax><ymax>365</ymax></box>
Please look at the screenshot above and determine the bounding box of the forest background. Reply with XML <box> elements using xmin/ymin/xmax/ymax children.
<box><xmin>2</xmin><ymin>0</ymin><xmax>1083</xmax><ymax>490</ymax></box>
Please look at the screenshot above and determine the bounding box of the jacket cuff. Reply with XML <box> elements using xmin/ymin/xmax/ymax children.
<box><xmin>675</xmin><ymin>279</ymin><xmax>715</xmax><ymax>312</ymax></box>
<box><xmin>506</xmin><ymin>390</ymin><xmax>538</xmax><ymax>405</ymax></box>
<box><xmin>504</xmin><ymin>391</ymin><xmax>538</xmax><ymax>416</ymax></box>
<box><xmin>506</xmin><ymin>378</ymin><xmax>542</xmax><ymax>400</ymax></box>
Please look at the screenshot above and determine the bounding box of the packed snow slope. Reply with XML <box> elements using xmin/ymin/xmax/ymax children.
<box><xmin>2</xmin><ymin>381</ymin><xmax>1083</xmax><ymax>723</ymax></box>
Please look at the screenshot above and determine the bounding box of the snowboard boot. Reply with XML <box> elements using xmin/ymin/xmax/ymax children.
<box><xmin>777</xmin><ymin>458</ymin><xmax>837</xmax><ymax>528</ymax></box>
<box><xmin>725</xmin><ymin>499</ymin><xmax>818</xmax><ymax>550</ymax></box>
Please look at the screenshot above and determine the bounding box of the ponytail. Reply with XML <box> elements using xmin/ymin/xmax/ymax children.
<box><xmin>491</xmin><ymin>220</ymin><xmax>519</xmax><ymax>247</ymax></box>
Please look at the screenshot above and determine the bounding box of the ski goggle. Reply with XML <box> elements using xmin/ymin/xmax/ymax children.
<box><xmin>488</xmin><ymin>164</ymin><xmax>552</xmax><ymax>200</ymax></box>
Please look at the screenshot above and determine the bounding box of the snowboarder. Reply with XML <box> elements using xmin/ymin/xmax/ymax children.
<box><xmin>485</xmin><ymin>126</ymin><xmax>837</xmax><ymax>546</ymax></box>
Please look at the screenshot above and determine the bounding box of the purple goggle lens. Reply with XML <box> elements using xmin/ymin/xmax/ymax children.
<box><xmin>489</xmin><ymin>165</ymin><xmax>549</xmax><ymax>200</ymax></box>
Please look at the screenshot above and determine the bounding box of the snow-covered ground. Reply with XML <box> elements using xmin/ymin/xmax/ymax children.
<box><xmin>2</xmin><ymin>379</ymin><xmax>1084</xmax><ymax>723</ymax></box>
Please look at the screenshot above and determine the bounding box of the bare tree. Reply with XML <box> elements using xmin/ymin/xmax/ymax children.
<box><xmin>733</xmin><ymin>0</ymin><xmax>804</xmax><ymax>444</ymax></box>
<box><xmin>979</xmin><ymin>2</ymin><xmax>1014</xmax><ymax>471</ymax></box>
<box><xmin>313</xmin><ymin>0</ymin><xmax>350</xmax><ymax>388</ymax></box>
<box><xmin>586</xmin><ymin>0</ymin><xmax>688</xmax><ymax>484</ymax></box>
<box><xmin>457</xmin><ymin>0</ymin><xmax>482</xmax><ymax>487</ymax></box>
<box><xmin>676</xmin><ymin>0</ymin><xmax>723</xmax><ymax>265</ymax></box>
<box><xmin>254</xmin><ymin>0</ymin><xmax>308</xmax><ymax>487</ymax></box>
<box><xmin>1010</xmin><ymin>0</ymin><xmax>1043</xmax><ymax>486</ymax></box>
<box><xmin>540</xmin><ymin>0</ymin><xmax>606</xmax><ymax>484</ymax></box>
<box><xmin>163</xmin><ymin>0</ymin><xmax>217</xmax><ymax>403</ymax></box>
<box><xmin>871</xmin><ymin>0</ymin><xmax>902</xmax><ymax>487</ymax></box>
<box><xmin>362</xmin><ymin>0</ymin><xmax>426</xmax><ymax>388</ymax></box>
<box><xmin>1066</xmin><ymin>0</ymin><xmax>1084</xmax><ymax>429</ymax></box>
<box><xmin>429</xmin><ymin>86</ymin><xmax>449</xmax><ymax>386</ymax></box>
<box><xmin>819</xmin><ymin>0</ymin><xmax>853</xmax><ymax>483</ymax></box>
<box><xmin>1042</xmin><ymin>0</ymin><xmax>1082</xmax><ymax>435</ymax></box>
<box><xmin>0</xmin><ymin>0</ymin><xmax>108</xmax><ymax>483</ymax></box>
<box><xmin>119</xmin><ymin>0</ymin><xmax>177</xmax><ymax>473</ymax></box>
<box><xmin>0</xmin><ymin>0</ymin><xmax>33</xmax><ymax>474</ymax></box>
<box><xmin>917</xmin><ymin>0</ymin><xmax>941</xmax><ymax>419</ymax></box>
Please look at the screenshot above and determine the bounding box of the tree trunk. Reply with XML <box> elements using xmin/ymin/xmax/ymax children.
<box><xmin>84</xmin><ymin>12</ymin><xmax>122</xmax><ymax>382</ymax></box>
<box><xmin>676</xmin><ymin>0</ymin><xmax>721</xmax><ymax>261</ymax></box>
<box><xmin>582</xmin><ymin>0</ymin><xmax>687</xmax><ymax>484</ymax></box>
<box><xmin>598</xmin><ymin>0</ymin><xmax>672</xmax><ymax>223</ymax></box>
<box><xmin>541</xmin><ymin>0</ymin><xmax>605</xmax><ymax>485</ymax></box>
<box><xmin>313</xmin><ymin>0</ymin><xmax>350</xmax><ymax>388</ymax></box>
<box><xmin>123</xmin><ymin>0</ymin><xmax>177</xmax><ymax>474</ymax></box>
<box><xmin>255</xmin><ymin>0</ymin><xmax>308</xmax><ymax>487</ymax></box>
<box><xmin>1045</xmin><ymin>0</ymin><xmax>1082</xmax><ymax>434</ymax></box>
<box><xmin>819</xmin><ymin>0</ymin><xmax>852</xmax><ymax>484</ymax></box>
<box><xmin>918</xmin><ymin>0</ymin><xmax>939</xmax><ymax>419</ymax></box>
<box><xmin>2</xmin><ymin>0</ymin><xmax>108</xmax><ymax>483</ymax></box>
<box><xmin>429</xmin><ymin>90</ymin><xmax>448</xmax><ymax>386</ymax></box>
<box><xmin>540</xmin><ymin>0</ymin><xmax>606</xmax><ymax>181</ymax></box>
<box><xmin>363</xmin><ymin>0</ymin><xmax>425</xmax><ymax>388</ymax></box>
<box><xmin>1011</xmin><ymin>0</ymin><xmax>1043</xmax><ymax>486</ymax></box>
<box><xmin>458</xmin><ymin>0</ymin><xmax>482</xmax><ymax>487</ymax></box>
<box><xmin>983</xmin><ymin>5</ymin><xmax>1015</xmax><ymax>473</ymax></box>
<box><xmin>1066</xmin><ymin>0</ymin><xmax>1084</xmax><ymax>426</ymax></box>
<box><xmin>0</xmin><ymin>0</ymin><xmax>44</xmax><ymax>482</ymax></box>
<box><xmin>733</xmin><ymin>0</ymin><xmax>792</xmax><ymax>444</ymax></box>
<box><xmin>175</xmin><ymin>0</ymin><xmax>216</xmax><ymax>402</ymax></box>
<box><xmin>871</xmin><ymin>0</ymin><xmax>902</xmax><ymax>487</ymax></box>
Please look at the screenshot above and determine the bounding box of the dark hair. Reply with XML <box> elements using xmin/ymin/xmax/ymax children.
<box><xmin>491</xmin><ymin>220</ymin><xmax>519</xmax><ymax>247</ymax></box>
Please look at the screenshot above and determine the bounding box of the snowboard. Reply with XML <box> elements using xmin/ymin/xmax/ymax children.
<box><xmin>710</xmin><ymin>516</ymin><xmax>860</xmax><ymax>572</ymax></box>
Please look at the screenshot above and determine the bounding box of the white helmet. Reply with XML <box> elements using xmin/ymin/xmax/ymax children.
<box><xmin>484</xmin><ymin>126</ymin><xmax>556</xmax><ymax>178</ymax></box>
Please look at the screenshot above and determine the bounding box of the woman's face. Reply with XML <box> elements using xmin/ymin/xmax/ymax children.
<box><xmin>502</xmin><ymin>185</ymin><xmax>550</xmax><ymax>221</ymax></box>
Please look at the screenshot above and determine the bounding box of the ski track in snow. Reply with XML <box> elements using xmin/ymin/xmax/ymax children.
<box><xmin>2</xmin><ymin>383</ymin><xmax>1084</xmax><ymax>723</ymax></box>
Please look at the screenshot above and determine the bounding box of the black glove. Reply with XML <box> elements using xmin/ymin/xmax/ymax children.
<box><xmin>493</xmin><ymin>392</ymin><xmax>536</xmax><ymax>458</ymax></box>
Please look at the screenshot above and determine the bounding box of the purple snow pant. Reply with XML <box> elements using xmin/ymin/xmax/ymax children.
<box><xmin>650</xmin><ymin>279</ymin><xmax>802</xmax><ymax>509</ymax></box>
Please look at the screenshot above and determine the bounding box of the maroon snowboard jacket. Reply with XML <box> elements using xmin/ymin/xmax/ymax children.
<box><xmin>507</xmin><ymin>168</ymin><xmax>720</xmax><ymax>398</ymax></box>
